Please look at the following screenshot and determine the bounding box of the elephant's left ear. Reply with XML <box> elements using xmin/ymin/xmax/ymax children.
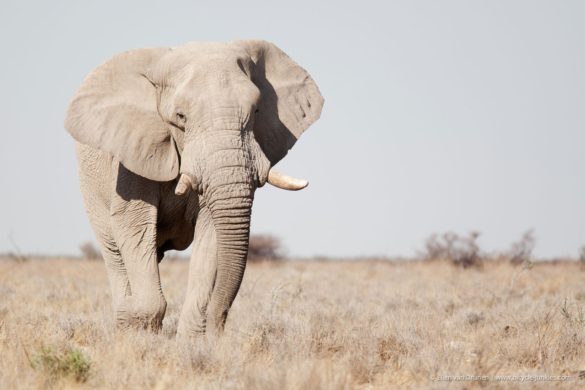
<box><xmin>64</xmin><ymin>48</ymin><xmax>180</xmax><ymax>182</ymax></box>
<box><xmin>235</xmin><ymin>40</ymin><xmax>324</xmax><ymax>166</ymax></box>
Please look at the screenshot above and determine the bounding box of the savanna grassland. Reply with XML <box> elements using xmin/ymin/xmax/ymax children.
<box><xmin>1</xmin><ymin>257</ymin><xmax>585</xmax><ymax>389</ymax></box>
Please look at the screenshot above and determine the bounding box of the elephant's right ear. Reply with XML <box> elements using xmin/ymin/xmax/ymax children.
<box><xmin>65</xmin><ymin>48</ymin><xmax>180</xmax><ymax>182</ymax></box>
<box><xmin>235</xmin><ymin>40</ymin><xmax>324</xmax><ymax>167</ymax></box>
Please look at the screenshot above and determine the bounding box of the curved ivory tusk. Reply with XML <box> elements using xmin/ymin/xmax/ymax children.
<box><xmin>267</xmin><ymin>170</ymin><xmax>309</xmax><ymax>191</ymax></box>
<box><xmin>175</xmin><ymin>174</ymin><xmax>193</xmax><ymax>195</ymax></box>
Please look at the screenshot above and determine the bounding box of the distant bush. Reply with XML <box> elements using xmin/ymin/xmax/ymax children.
<box><xmin>248</xmin><ymin>234</ymin><xmax>284</xmax><ymax>261</ymax></box>
<box><xmin>79</xmin><ymin>242</ymin><xmax>101</xmax><ymax>261</ymax></box>
<box><xmin>579</xmin><ymin>246</ymin><xmax>585</xmax><ymax>261</ymax></box>
<box><xmin>421</xmin><ymin>231</ymin><xmax>483</xmax><ymax>268</ymax></box>
<box><xmin>7</xmin><ymin>251</ymin><xmax>28</xmax><ymax>262</ymax></box>
<box><xmin>507</xmin><ymin>230</ymin><xmax>535</xmax><ymax>265</ymax></box>
<box><xmin>7</xmin><ymin>233</ymin><xmax>27</xmax><ymax>262</ymax></box>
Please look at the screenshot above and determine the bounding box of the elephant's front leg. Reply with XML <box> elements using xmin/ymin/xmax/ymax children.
<box><xmin>177</xmin><ymin>207</ymin><xmax>217</xmax><ymax>339</ymax></box>
<box><xmin>111</xmin><ymin>171</ymin><xmax>167</xmax><ymax>332</ymax></box>
<box><xmin>113</xmin><ymin>223</ymin><xmax>167</xmax><ymax>331</ymax></box>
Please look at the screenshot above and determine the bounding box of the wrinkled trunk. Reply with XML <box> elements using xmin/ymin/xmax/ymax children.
<box><xmin>205</xmin><ymin>169</ymin><xmax>253</xmax><ymax>332</ymax></box>
<box><xmin>180</xmin><ymin>111</ymin><xmax>258</xmax><ymax>333</ymax></box>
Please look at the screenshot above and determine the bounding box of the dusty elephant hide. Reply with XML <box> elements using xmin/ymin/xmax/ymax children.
<box><xmin>65</xmin><ymin>40</ymin><xmax>324</xmax><ymax>338</ymax></box>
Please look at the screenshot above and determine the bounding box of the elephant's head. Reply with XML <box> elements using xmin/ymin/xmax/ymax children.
<box><xmin>65</xmin><ymin>40</ymin><xmax>323</xmax><ymax>330</ymax></box>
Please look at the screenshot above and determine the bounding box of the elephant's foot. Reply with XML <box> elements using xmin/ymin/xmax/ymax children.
<box><xmin>176</xmin><ymin>313</ymin><xmax>227</xmax><ymax>342</ymax></box>
<box><xmin>176</xmin><ymin>308</ymin><xmax>207</xmax><ymax>341</ymax></box>
<box><xmin>115</xmin><ymin>295</ymin><xmax>167</xmax><ymax>332</ymax></box>
<box><xmin>176</xmin><ymin>323</ymin><xmax>225</xmax><ymax>345</ymax></box>
<box><xmin>176</xmin><ymin>327</ymin><xmax>205</xmax><ymax>343</ymax></box>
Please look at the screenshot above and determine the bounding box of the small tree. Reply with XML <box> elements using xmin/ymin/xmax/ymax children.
<box><xmin>80</xmin><ymin>242</ymin><xmax>101</xmax><ymax>261</ymax></box>
<box><xmin>507</xmin><ymin>230</ymin><xmax>535</xmax><ymax>265</ymax></box>
<box><xmin>421</xmin><ymin>231</ymin><xmax>483</xmax><ymax>268</ymax></box>
<box><xmin>247</xmin><ymin>234</ymin><xmax>284</xmax><ymax>261</ymax></box>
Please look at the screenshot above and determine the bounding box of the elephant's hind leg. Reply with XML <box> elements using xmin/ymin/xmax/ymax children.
<box><xmin>101</xmin><ymin>238</ymin><xmax>132</xmax><ymax>313</ymax></box>
<box><xmin>75</xmin><ymin>144</ymin><xmax>132</xmax><ymax>327</ymax></box>
<box><xmin>85</xmin><ymin>218</ymin><xmax>132</xmax><ymax>322</ymax></box>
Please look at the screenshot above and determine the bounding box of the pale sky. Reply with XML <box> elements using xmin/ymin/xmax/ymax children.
<box><xmin>1</xmin><ymin>1</ymin><xmax>583</xmax><ymax>258</ymax></box>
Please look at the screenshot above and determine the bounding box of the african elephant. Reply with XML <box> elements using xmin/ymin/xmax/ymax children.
<box><xmin>64</xmin><ymin>40</ymin><xmax>323</xmax><ymax>338</ymax></box>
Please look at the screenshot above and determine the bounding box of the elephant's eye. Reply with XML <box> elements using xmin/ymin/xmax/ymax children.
<box><xmin>174</xmin><ymin>112</ymin><xmax>186</xmax><ymax>131</ymax></box>
<box><xmin>255</xmin><ymin>109</ymin><xmax>259</xmax><ymax>114</ymax></box>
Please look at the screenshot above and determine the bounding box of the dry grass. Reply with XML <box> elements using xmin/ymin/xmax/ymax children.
<box><xmin>1</xmin><ymin>258</ymin><xmax>585</xmax><ymax>389</ymax></box>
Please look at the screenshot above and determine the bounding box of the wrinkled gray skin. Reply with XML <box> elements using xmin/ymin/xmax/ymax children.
<box><xmin>65</xmin><ymin>40</ymin><xmax>323</xmax><ymax>338</ymax></box>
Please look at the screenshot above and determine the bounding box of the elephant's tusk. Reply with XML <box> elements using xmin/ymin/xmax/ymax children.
<box><xmin>267</xmin><ymin>170</ymin><xmax>309</xmax><ymax>191</ymax></box>
<box><xmin>175</xmin><ymin>174</ymin><xmax>193</xmax><ymax>195</ymax></box>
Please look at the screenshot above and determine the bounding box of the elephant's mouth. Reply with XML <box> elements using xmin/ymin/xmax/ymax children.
<box><xmin>174</xmin><ymin>169</ymin><xmax>308</xmax><ymax>196</ymax></box>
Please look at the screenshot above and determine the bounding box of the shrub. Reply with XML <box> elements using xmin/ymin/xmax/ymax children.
<box><xmin>7</xmin><ymin>233</ymin><xmax>27</xmax><ymax>262</ymax></box>
<box><xmin>421</xmin><ymin>231</ymin><xmax>483</xmax><ymax>268</ymax></box>
<box><xmin>32</xmin><ymin>346</ymin><xmax>91</xmax><ymax>383</ymax></box>
<box><xmin>248</xmin><ymin>234</ymin><xmax>284</xmax><ymax>261</ymax></box>
<box><xmin>79</xmin><ymin>242</ymin><xmax>101</xmax><ymax>261</ymax></box>
<box><xmin>507</xmin><ymin>230</ymin><xmax>535</xmax><ymax>265</ymax></box>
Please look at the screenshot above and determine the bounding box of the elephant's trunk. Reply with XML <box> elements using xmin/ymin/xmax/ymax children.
<box><xmin>179</xmin><ymin>113</ymin><xmax>260</xmax><ymax>332</ymax></box>
<box><xmin>207</xmin><ymin>195</ymin><xmax>252</xmax><ymax>332</ymax></box>
<box><xmin>203</xmin><ymin>160</ymin><xmax>255</xmax><ymax>333</ymax></box>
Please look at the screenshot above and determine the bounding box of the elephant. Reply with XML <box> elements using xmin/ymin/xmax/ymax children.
<box><xmin>64</xmin><ymin>40</ymin><xmax>323</xmax><ymax>338</ymax></box>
